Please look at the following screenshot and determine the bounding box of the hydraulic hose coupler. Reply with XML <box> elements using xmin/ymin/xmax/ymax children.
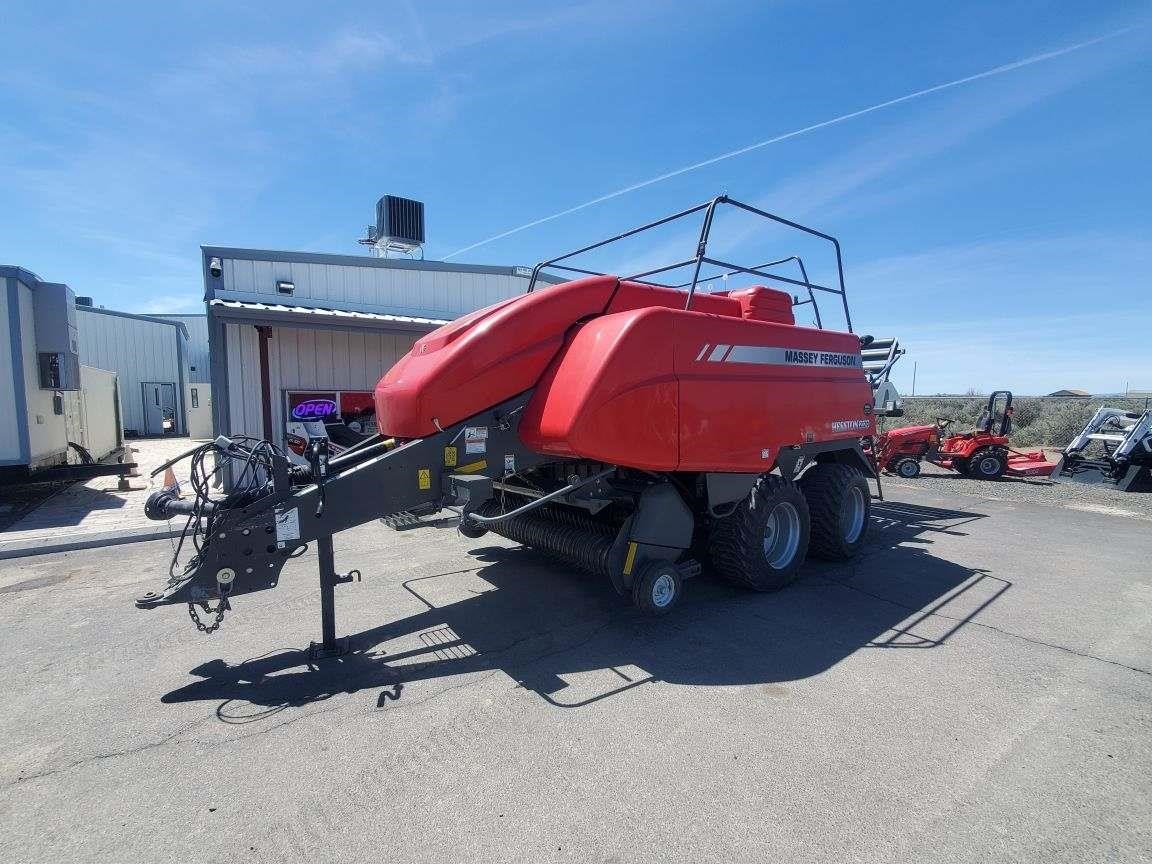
<box><xmin>143</xmin><ymin>487</ymin><xmax>180</xmax><ymax>521</ymax></box>
<box><xmin>143</xmin><ymin>488</ymin><xmax>215</xmax><ymax>521</ymax></box>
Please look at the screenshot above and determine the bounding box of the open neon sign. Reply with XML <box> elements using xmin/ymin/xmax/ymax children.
<box><xmin>291</xmin><ymin>399</ymin><xmax>338</xmax><ymax>420</ymax></box>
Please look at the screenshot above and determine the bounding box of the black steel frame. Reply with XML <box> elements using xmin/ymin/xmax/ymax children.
<box><xmin>526</xmin><ymin>195</ymin><xmax>852</xmax><ymax>332</ymax></box>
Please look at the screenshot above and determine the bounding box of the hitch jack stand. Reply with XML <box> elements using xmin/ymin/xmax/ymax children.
<box><xmin>309</xmin><ymin>534</ymin><xmax>360</xmax><ymax>662</ymax></box>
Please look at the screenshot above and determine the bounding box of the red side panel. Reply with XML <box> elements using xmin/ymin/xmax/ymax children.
<box><xmin>675</xmin><ymin>315</ymin><xmax>873</xmax><ymax>470</ymax></box>
<box><xmin>520</xmin><ymin>305</ymin><xmax>873</xmax><ymax>472</ymax></box>
<box><xmin>374</xmin><ymin>276</ymin><xmax>620</xmax><ymax>437</ymax></box>
<box><xmin>520</xmin><ymin>309</ymin><xmax>679</xmax><ymax>470</ymax></box>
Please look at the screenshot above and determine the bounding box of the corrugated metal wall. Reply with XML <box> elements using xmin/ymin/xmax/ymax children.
<box><xmin>77</xmin><ymin>309</ymin><xmax>183</xmax><ymax>435</ymax></box>
<box><xmin>0</xmin><ymin>278</ymin><xmax>24</xmax><ymax>463</ymax></box>
<box><xmin>221</xmin><ymin>322</ymin><xmax>419</xmax><ymax>440</ymax></box>
<box><xmin>215</xmin><ymin>257</ymin><xmax>526</xmax><ymax>320</ymax></box>
<box><xmin>155</xmin><ymin>314</ymin><xmax>210</xmax><ymax>383</ymax></box>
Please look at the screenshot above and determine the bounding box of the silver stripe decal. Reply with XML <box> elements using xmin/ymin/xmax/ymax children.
<box><xmin>707</xmin><ymin>344</ymin><xmax>730</xmax><ymax>362</ymax></box>
<box><xmin>708</xmin><ymin>345</ymin><xmax>862</xmax><ymax>368</ymax></box>
<box><xmin>695</xmin><ymin>344</ymin><xmax>711</xmax><ymax>362</ymax></box>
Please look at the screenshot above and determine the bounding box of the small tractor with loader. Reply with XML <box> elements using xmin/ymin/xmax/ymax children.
<box><xmin>874</xmin><ymin>390</ymin><xmax>1055</xmax><ymax>480</ymax></box>
<box><xmin>137</xmin><ymin>197</ymin><xmax>888</xmax><ymax>657</ymax></box>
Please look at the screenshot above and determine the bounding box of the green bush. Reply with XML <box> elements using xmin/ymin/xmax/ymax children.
<box><xmin>893</xmin><ymin>397</ymin><xmax>1147</xmax><ymax>447</ymax></box>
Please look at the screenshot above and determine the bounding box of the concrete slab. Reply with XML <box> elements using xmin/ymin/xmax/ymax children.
<box><xmin>0</xmin><ymin>438</ymin><xmax>208</xmax><ymax>559</ymax></box>
<box><xmin>0</xmin><ymin>484</ymin><xmax>1148</xmax><ymax>863</ymax></box>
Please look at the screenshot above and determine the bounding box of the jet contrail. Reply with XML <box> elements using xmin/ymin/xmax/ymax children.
<box><xmin>444</xmin><ymin>27</ymin><xmax>1133</xmax><ymax>260</ymax></box>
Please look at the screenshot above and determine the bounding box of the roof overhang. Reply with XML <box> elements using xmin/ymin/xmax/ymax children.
<box><xmin>208</xmin><ymin>298</ymin><xmax>449</xmax><ymax>334</ymax></box>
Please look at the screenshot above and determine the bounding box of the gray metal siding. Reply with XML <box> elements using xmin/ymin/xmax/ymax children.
<box><xmin>18</xmin><ymin>283</ymin><xmax>70</xmax><ymax>465</ymax></box>
<box><xmin>155</xmin><ymin>314</ymin><xmax>210</xmax><ymax>383</ymax></box>
<box><xmin>214</xmin><ymin>257</ymin><xmax>527</xmax><ymax>320</ymax></box>
<box><xmin>77</xmin><ymin>308</ymin><xmax>184</xmax><ymax>435</ymax></box>
<box><xmin>0</xmin><ymin>277</ymin><xmax>29</xmax><ymax>464</ymax></box>
<box><xmin>221</xmin><ymin>321</ymin><xmax>419</xmax><ymax>440</ymax></box>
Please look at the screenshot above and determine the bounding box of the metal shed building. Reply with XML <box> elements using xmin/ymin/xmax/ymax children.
<box><xmin>75</xmin><ymin>306</ymin><xmax>189</xmax><ymax>436</ymax></box>
<box><xmin>2</xmin><ymin>266</ymin><xmax>124</xmax><ymax>474</ymax></box>
<box><xmin>2</xmin><ymin>266</ymin><xmax>79</xmax><ymax>469</ymax></box>
<box><xmin>203</xmin><ymin>247</ymin><xmax>551</xmax><ymax>448</ymax></box>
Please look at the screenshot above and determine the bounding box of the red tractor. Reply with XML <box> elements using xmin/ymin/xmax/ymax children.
<box><xmin>874</xmin><ymin>391</ymin><xmax>1055</xmax><ymax>480</ymax></box>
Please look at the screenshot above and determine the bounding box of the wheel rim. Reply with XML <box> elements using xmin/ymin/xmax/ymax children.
<box><xmin>841</xmin><ymin>485</ymin><xmax>866</xmax><ymax>543</ymax></box>
<box><xmin>899</xmin><ymin>461</ymin><xmax>918</xmax><ymax>478</ymax></box>
<box><xmin>651</xmin><ymin>573</ymin><xmax>676</xmax><ymax>608</ymax></box>
<box><xmin>978</xmin><ymin>456</ymin><xmax>999</xmax><ymax>475</ymax></box>
<box><xmin>762</xmin><ymin>502</ymin><xmax>802</xmax><ymax>569</ymax></box>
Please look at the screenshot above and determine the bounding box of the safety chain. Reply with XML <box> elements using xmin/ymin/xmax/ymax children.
<box><xmin>187</xmin><ymin>598</ymin><xmax>229</xmax><ymax>634</ymax></box>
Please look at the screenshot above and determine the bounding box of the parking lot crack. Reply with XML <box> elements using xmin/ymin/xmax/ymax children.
<box><xmin>824</xmin><ymin>575</ymin><xmax>1152</xmax><ymax>679</ymax></box>
<box><xmin>6</xmin><ymin>718</ymin><xmax>208</xmax><ymax>788</ymax></box>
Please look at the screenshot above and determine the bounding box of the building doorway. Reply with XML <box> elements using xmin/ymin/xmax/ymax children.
<box><xmin>141</xmin><ymin>382</ymin><xmax>178</xmax><ymax>436</ymax></box>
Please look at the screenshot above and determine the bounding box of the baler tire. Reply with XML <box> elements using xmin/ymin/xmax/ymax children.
<box><xmin>631</xmin><ymin>561</ymin><xmax>682</xmax><ymax>615</ymax></box>
<box><xmin>799</xmin><ymin>463</ymin><xmax>871</xmax><ymax>561</ymax></box>
<box><xmin>707</xmin><ymin>474</ymin><xmax>810</xmax><ymax>592</ymax></box>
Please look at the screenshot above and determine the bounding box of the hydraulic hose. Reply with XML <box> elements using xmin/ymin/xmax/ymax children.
<box><xmin>464</xmin><ymin>468</ymin><xmax>614</xmax><ymax>526</ymax></box>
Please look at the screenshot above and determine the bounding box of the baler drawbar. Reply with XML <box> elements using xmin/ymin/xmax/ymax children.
<box><xmin>138</xmin><ymin>196</ymin><xmax>884</xmax><ymax>658</ymax></box>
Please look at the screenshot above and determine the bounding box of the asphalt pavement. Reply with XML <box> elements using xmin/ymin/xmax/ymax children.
<box><xmin>0</xmin><ymin>483</ymin><xmax>1149</xmax><ymax>863</ymax></box>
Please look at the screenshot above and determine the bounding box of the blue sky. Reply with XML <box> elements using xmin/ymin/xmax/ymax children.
<box><xmin>1</xmin><ymin>1</ymin><xmax>1150</xmax><ymax>395</ymax></box>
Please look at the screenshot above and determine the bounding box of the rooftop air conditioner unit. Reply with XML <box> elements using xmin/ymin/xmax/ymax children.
<box><xmin>359</xmin><ymin>195</ymin><xmax>425</xmax><ymax>258</ymax></box>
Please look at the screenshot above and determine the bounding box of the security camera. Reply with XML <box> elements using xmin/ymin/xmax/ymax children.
<box><xmin>209</xmin><ymin>257</ymin><xmax>223</xmax><ymax>278</ymax></box>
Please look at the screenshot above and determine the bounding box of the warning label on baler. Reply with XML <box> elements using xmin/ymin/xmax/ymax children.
<box><xmin>274</xmin><ymin>506</ymin><xmax>300</xmax><ymax>547</ymax></box>
<box><xmin>464</xmin><ymin>426</ymin><xmax>488</xmax><ymax>454</ymax></box>
<box><xmin>418</xmin><ymin>468</ymin><xmax>431</xmax><ymax>490</ymax></box>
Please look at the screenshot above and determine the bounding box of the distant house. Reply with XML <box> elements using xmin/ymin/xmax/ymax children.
<box><xmin>1047</xmin><ymin>389</ymin><xmax>1092</xmax><ymax>397</ymax></box>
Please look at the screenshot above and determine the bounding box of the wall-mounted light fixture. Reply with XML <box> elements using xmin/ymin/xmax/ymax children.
<box><xmin>276</xmin><ymin>280</ymin><xmax>295</xmax><ymax>295</ymax></box>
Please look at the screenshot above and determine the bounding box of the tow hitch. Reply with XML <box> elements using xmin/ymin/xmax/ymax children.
<box><xmin>135</xmin><ymin>396</ymin><xmax>538</xmax><ymax>657</ymax></box>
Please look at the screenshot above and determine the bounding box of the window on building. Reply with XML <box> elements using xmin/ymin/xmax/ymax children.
<box><xmin>191</xmin><ymin>388</ymin><xmax>199</xmax><ymax>408</ymax></box>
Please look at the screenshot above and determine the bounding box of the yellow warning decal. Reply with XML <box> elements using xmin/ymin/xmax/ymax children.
<box><xmin>622</xmin><ymin>541</ymin><xmax>638</xmax><ymax>576</ymax></box>
<box><xmin>456</xmin><ymin>460</ymin><xmax>487</xmax><ymax>475</ymax></box>
<box><xmin>417</xmin><ymin>468</ymin><xmax>431</xmax><ymax>490</ymax></box>
<box><xmin>444</xmin><ymin>446</ymin><xmax>458</xmax><ymax>467</ymax></box>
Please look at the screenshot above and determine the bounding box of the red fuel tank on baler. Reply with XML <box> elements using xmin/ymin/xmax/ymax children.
<box><xmin>374</xmin><ymin>275</ymin><xmax>874</xmax><ymax>472</ymax></box>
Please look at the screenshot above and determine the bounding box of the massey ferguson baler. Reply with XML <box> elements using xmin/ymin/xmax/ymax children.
<box><xmin>137</xmin><ymin>197</ymin><xmax>882</xmax><ymax>657</ymax></box>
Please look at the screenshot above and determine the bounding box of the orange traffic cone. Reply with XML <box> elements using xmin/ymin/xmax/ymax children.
<box><xmin>161</xmin><ymin>465</ymin><xmax>185</xmax><ymax>498</ymax></box>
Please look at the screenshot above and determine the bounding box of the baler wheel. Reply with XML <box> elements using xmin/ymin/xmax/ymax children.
<box><xmin>632</xmin><ymin>561</ymin><xmax>682</xmax><ymax>615</ymax></box>
<box><xmin>799</xmin><ymin>463</ymin><xmax>871</xmax><ymax>560</ymax></box>
<box><xmin>707</xmin><ymin>475</ymin><xmax>810</xmax><ymax>591</ymax></box>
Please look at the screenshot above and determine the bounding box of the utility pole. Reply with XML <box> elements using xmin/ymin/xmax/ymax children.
<box><xmin>911</xmin><ymin>361</ymin><xmax>917</xmax><ymax>397</ymax></box>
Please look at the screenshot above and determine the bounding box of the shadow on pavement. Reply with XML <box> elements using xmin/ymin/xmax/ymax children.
<box><xmin>162</xmin><ymin>499</ymin><xmax>1007</xmax><ymax>717</ymax></box>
